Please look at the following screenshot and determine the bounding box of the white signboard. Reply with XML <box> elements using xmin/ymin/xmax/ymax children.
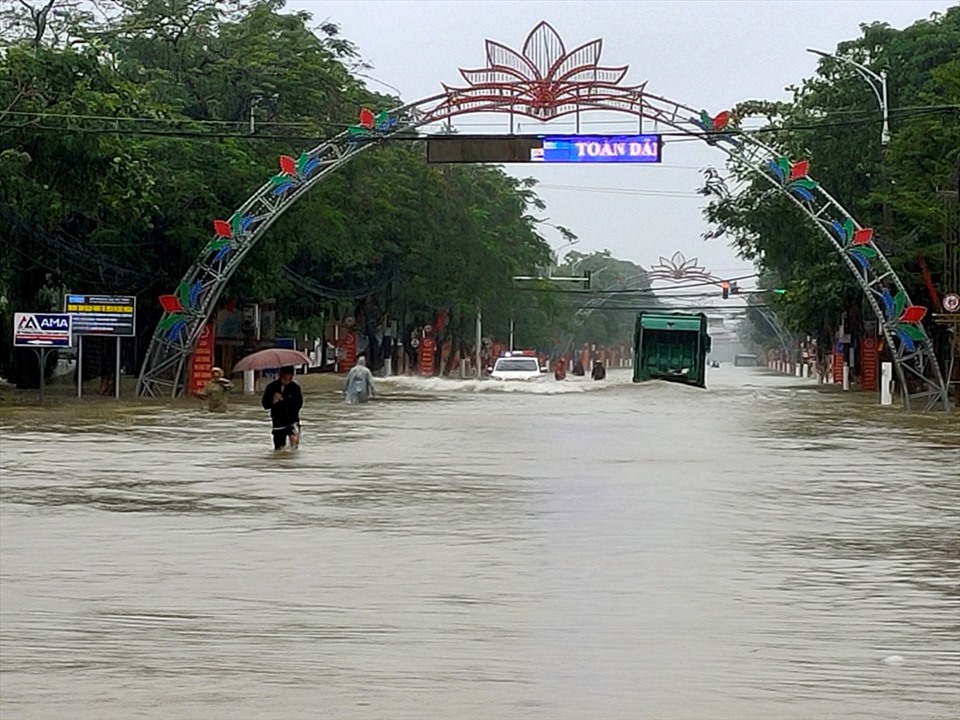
<box><xmin>13</xmin><ymin>313</ymin><xmax>73</xmax><ymax>348</ymax></box>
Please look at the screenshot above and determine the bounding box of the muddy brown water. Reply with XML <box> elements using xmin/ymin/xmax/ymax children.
<box><xmin>1</xmin><ymin>368</ymin><xmax>958</xmax><ymax>719</ymax></box>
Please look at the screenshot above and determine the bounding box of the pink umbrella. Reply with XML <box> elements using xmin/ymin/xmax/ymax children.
<box><xmin>232</xmin><ymin>348</ymin><xmax>310</xmax><ymax>373</ymax></box>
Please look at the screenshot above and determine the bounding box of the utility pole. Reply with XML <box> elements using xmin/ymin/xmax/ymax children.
<box><xmin>807</xmin><ymin>49</ymin><xmax>893</xmax><ymax>235</ymax></box>
<box><xmin>475</xmin><ymin>303</ymin><xmax>482</xmax><ymax>378</ymax></box>
<box><xmin>249</xmin><ymin>94</ymin><xmax>260</xmax><ymax>134</ymax></box>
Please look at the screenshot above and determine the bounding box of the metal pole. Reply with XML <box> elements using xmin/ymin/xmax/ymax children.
<box><xmin>509</xmin><ymin>317</ymin><xmax>514</xmax><ymax>351</ymax></box>
<box><xmin>807</xmin><ymin>48</ymin><xmax>889</xmax><ymax>149</ymax></box>
<box><xmin>37</xmin><ymin>348</ymin><xmax>46</xmax><ymax>406</ymax></box>
<box><xmin>475</xmin><ymin>304</ymin><xmax>482</xmax><ymax>379</ymax></box>
<box><xmin>76</xmin><ymin>335</ymin><xmax>83</xmax><ymax>398</ymax></box>
<box><xmin>115</xmin><ymin>336</ymin><xmax>121</xmax><ymax>399</ymax></box>
<box><xmin>880</xmin><ymin>70</ymin><xmax>890</xmax><ymax>149</ymax></box>
<box><xmin>881</xmin><ymin>362</ymin><xmax>893</xmax><ymax>405</ymax></box>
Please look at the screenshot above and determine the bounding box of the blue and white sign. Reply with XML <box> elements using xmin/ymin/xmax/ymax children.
<box><xmin>14</xmin><ymin>312</ymin><xmax>73</xmax><ymax>347</ymax></box>
<box><xmin>531</xmin><ymin>134</ymin><xmax>662</xmax><ymax>163</ymax></box>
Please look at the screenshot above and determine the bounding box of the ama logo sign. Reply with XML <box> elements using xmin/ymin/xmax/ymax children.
<box><xmin>18</xmin><ymin>315</ymin><xmax>68</xmax><ymax>331</ymax></box>
<box><xmin>13</xmin><ymin>313</ymin><xmax>72</xmax><ymax>347</ymax></box>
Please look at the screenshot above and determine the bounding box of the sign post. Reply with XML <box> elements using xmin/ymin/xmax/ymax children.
<box><xmin>64</xmin><ymin>294</ymin><xmax>136</xmax><ymax>398</ymax></box>
<box><xmin>14</xmin><ymin>312</ymin><xmax>73</xmax><ymax>406</ymax></box>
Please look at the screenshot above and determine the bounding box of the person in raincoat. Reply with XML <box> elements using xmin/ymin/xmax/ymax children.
<box><xmin>343</xmin><ymin>356</ymin><xmax>376</xmax><ymax>404</ymax></box>
<box><xmin>554</xmin><ymin>358</ymin><xmax>567</xmax><ymax>381</ymax></box>
<box><xmin>197</xmin><ymin>367</ymin><xmax>233</xmax><ymax>412</ymax></box>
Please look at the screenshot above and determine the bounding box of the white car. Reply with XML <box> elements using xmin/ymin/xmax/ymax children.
<box><xmin>490</xmin><ymin>353</ymin><xmax>544</xmax><ymax>381</ymax></box>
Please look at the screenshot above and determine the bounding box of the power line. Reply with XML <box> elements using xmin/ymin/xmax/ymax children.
<box><xmin>536</xmin><ymin>184</ymin><xmax>701</xmax><ymax>198</ymax></box>
<box><xmin>513</xmin><ymin>272</ymin><xmax>760</xmax><ymax>293</ymax></box>
<box><xmin>2</xmin><ymin>104</ymin><xmax>956</xmax><ymax>143</ymax></box>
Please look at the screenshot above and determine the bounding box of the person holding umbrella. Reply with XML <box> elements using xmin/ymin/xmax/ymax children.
<box><xmin>261</xmin><ymin>366</ymin><xmax>303</xmax><ymax>450</ymax></box>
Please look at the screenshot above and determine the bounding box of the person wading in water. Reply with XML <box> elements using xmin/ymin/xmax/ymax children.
<box><xmin>197</xmin><ymin>367</ymin><xmax>233</xmax><ymax>412</ymax></box>
<box><xmin>343</xmin><ymin>356</ymin><xmax>376</xmax><ymax>404</ymax></box>
<box><xmin>261</xmin><ymin>366</ymin><xmax>303</xmax><ymax>450</ymax></box>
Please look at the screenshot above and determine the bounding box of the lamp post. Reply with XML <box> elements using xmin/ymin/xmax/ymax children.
<box><xmin>533</xmin><ymin>217</ymin><xmax>579</xmax><ymax>277</ymax></box>
<box><xmin>806</xmin><ymin>48</ymin><xmax>889</xmax><ymax>149</ymax></box>
<box><xmin>807</xmin><ymin>48</ymin><xmax>892</xmax><ymax>233</ymax></box>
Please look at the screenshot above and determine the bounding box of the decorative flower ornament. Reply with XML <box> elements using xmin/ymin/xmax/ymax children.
<box><xmin>768</xmin><ymin>157</ymin><xmax>818</xmax><ymax>202</ymax></box>
<box><xmin>348</xmin><ymin>107</ymin><xmax>397</xmax><ymax>137</ymax></box>
<box><xmin>829</xmin><ymin>218</ymin><xmax>877</xmax><ymax>270</ymax></box>
<box><xmin>881</xmin><ymin>288</ymin><xmax>928</xmax><ymax>352</ymax></box>
<box><xmin>270</xmin><ymin>152</ymin><xmax>320</xmax><ymax>196</ymax></box>
<box><xmin>648</xmin><ymin>251</ymin><xmax>714</xmax><ymax>283</ymax></box>
<box><xmin>209</xmin><ymin>211</ymin><xmax>254</xmax><ymax>262</ymax></box>
<box><xmin>158</xmin><ymin>280</ymin><xmax>203</xmax><ymax>341</ymax></box>
<box><xmin>436</xmin><ymin>21</ymin><xmax>643</xmax><ymax>120</ymax></box>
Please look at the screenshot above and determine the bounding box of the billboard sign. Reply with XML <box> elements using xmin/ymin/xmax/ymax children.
<box><xmin>13</xmin><ymin>313</ymin><xmax>73</xmax><ymax>347</ymax></box>
<box><xmin>65</xmin><ymin>294</ymin><xmax>136</xmax><ymax>336</ymax></box>
<box><xmin>531</xmin><ymin>134</ymin><xmax>662</xmax><ymax>163</ymax></box>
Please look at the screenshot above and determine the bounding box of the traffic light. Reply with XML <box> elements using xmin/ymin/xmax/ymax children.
<box><xmin>583</xmin><ymin>270</ymin><xmax>592</xmax><ymax>289</ymax></box>
<box><xmin>730</xmin><ymin>281</ymin><xmax>740</xmax><ymax>294</ymax></box>
<box><xmin>721</xmin><ymin>281</ymin><xmax>730</xmax><ymax>299</ymax></box>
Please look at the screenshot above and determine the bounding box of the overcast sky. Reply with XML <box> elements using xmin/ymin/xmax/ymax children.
<box><xmin>288</xmin><ymin>0</ymin><xmax>953</xmax><ymax>284</ymax></box>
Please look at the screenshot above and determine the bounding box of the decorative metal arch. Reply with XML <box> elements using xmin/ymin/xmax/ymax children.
<box><xmin>137</xmin><ymin>21</ymin><xmax>949</xmax><ymax>410</ymax></box>
<box><xmin>749</xmin><ymin>302</ymin><xmax>800</xmax><ymax>362</ymax></box>
<box><xmin>646</xmin><ymin>251</ymin><xmax>798</xmax><ymax>361</ymax></box>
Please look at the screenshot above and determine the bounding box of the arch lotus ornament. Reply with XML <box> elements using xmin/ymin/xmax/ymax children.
<box><xmin>647</xmin><ymin>252</ymin><xmax>716</xmax><ymax>283</ymax></box>
<box><xmin>433</xmin><ymin>21</ymin><xmax>645</xmax><ymax>120</ymax></box>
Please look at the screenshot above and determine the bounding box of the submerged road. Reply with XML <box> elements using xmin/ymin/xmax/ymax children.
<box><xmin>1</xmin><ymin>367</ymin><xmax>958</xmax><ymax>719</ymax></box>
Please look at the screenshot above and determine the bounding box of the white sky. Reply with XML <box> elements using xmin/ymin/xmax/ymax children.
<box><xmin>288</xmin><ymin>0</ymin><xmax>953</xmax><ymax>283</ymax></box>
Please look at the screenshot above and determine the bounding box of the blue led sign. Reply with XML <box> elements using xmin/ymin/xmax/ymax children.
<box><xmin>532</xmin><ymin>134</ymin><xmax>662</xmax><ymax>164</ymax></box>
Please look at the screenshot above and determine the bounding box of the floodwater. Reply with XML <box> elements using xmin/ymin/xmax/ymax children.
<box><xmin>1</xmin><ymin>367</ymin><xmax>958</xmax><ymax>719</ymax></box>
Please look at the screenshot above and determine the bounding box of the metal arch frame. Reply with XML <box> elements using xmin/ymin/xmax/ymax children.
<box><xmin>749</xmin><ymin>301</ymin><xmax>799</xmax><ymax>361</ymax></box>
<box><xmin>645</xmin><ymin>251</ymin><xmax>798</xmax><ymax>361</ymax></box>
<box><xmin>137</xmin><ymin>22</ymin><xmax>949</xmax><ymax>410</ymax></box>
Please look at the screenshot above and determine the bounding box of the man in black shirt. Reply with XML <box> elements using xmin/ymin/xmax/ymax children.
<box><xmin>261</xmin><ymin>366</ymin><xmax>303</xmax><ymax>450</ymax></box>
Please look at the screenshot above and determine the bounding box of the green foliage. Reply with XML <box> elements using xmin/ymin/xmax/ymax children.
<box><xmin>0</xmin><ymin>0</ymin><xmax>562</xmax><ymax>381</ymax></box>
<box><xmin>701</xmin><ymin>7</ymin><xmax>960</xmax><ymax>342</ymax></box>
<box><xmin>551</xmin><ymin>251</ymin><xmax>655</xmax><ymax>350</ymax></box>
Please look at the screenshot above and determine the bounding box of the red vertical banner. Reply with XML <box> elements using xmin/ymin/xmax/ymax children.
<box><xmin>189</xmin><ymin>322</ymin><xmax>216</xmax><ymax>395</ymax></box>
<box><xmin>833</xmin><ymin>347</ymin><xmax>844</xmax><ymax>384</ymax></box>
<box><xmin>861</xmin><ymin>337</ymin><xmax>878</xmax><ymax>391</ymax></box>
<box><xmin>340</xmin><ymin>332</ymin><xmax>357</xmax><ymax>373</ymax></box>
<box><xmin>419</xmin><ymin>336</ymin><xmax>436</xmax><ymax>375</ymax></box>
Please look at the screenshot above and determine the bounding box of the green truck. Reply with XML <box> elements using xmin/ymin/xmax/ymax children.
<box><xmin>632</xmin><ymin>312</ymin><xmax>712</xmax><ymax>388</ymax></box>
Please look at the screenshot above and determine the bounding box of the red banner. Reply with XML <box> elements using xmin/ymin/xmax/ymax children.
<box><xmin>833</xmin><ymin>350</ymin><xmax>844</xmax><ymax>384</ymax></box>
<box><xmin>189</xmin><ymin>322</ymin><xmax>216</xmax><ymax>395</ymax></box>
<box><xmin>861</xmin><ymin>337</ymin><xmax>877</xmax><ymax>391</ymax></box>
<box><xmin>340</xmin><ymin>332</ymin><xmax>357</xmax><ymax>373</ymax></box>
<box><xmin>419</xmin><ymin>336</ymin><xmax>436</xmax><ymax>375</ymax></box>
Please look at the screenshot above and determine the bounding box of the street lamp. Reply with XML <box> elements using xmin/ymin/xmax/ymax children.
<box><xmin>806</xmin><ymin>48</ymin><xmax>890</xmax><ymax>148</ymax></box>
<box><xmin>552</xmin><ymin>239</ymin><xmax>580</xmax><ymax>269</ymax></box>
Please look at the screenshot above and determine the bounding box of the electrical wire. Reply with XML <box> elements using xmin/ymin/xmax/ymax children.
<box><xmin>1</xmin><ymin>104</ymin><xmax>955</xmax><ymax>143</ymax></box>
<box><xmin>535</xmin><ymin>184</ymin><xmax>702</xmax><ymax>198</ymax></box>
<box><xmin>512</xmin><ymin>272</ymin><xmax>760</xmax><ymax>293</ymax></box>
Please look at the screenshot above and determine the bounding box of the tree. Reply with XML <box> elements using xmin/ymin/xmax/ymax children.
<box><xmin>0</xmin><ymin>0</ymin><xmax>558</xmax><ymax>384</ymax></box>
<box><xmin>700</xmin><ymin>7</ymin><xmax>960</xmax><ymax>353</ymax></box>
